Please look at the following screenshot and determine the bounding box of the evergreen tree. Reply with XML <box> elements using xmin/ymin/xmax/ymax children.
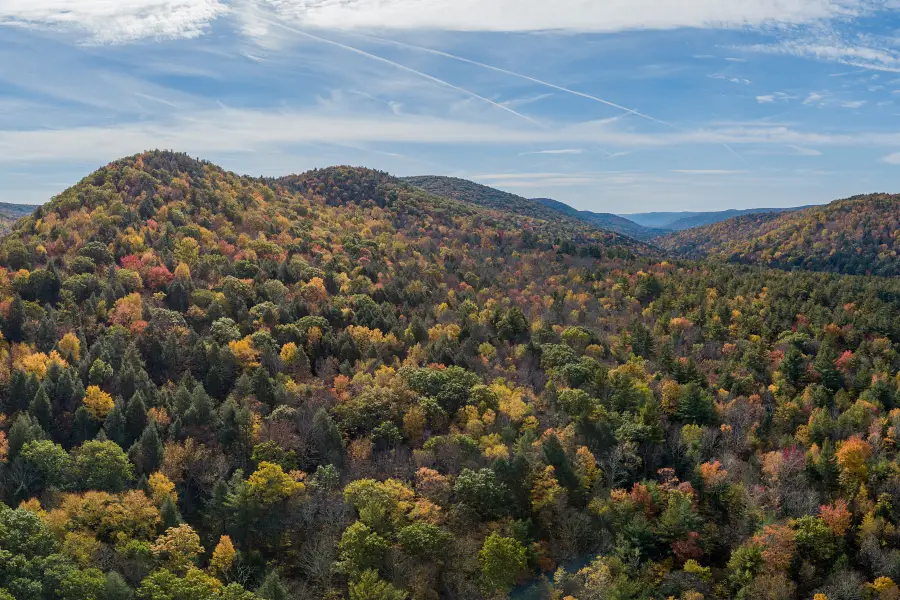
<box><xmin>29</xmin><ymin>386</ymin><xmax>52</xmax><ymax>434</ymax></box>
<box><xmin>160</xmin><ymin>495</ymin><xmax>182</xmax><ymax>529</ymax></box>
<box><xmin>128</xmin><ymin>424</ymin><xmax>162</xmax><ymax>475</ymax></box>
<box><xmin>103</xmin><ymin>402</ymin><xmax>127</xmax><ymax>447</ymax></box>
<box><xmin>310</xmin><ymin>408</ymin><xmax>343</xmax><ymax>468</ymax></box>
<box><xmin>124</xmin><ymin>391</ymin><xmax>148</xmax><ymax>446</ymax></box>
<box><xmin>815</xmin><ymin>343</ymin><xmax>844</xmax><ymax>391</ymax></box>
<box><xmin>71</xmin><ymin>406</ymin><xmax>97</xmax><ymax>446</ymax></box>
<box><xmin>4</xmin><ymin>295</ymin><xmax>26</xmax><ymax>343</ymax></box>
<box><xmin>257</xmin><ymin>571</ymin><xmax>290</xmax><ymax>600</ymax></box>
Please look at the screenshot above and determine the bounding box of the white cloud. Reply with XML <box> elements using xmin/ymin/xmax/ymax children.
<box><xmin>803</xmin><ymin>92</ymin><xmax>825</xmax><ymax>104</ymax></box>
<box><xmin>787</xmin><ymin>145</ymin><xmax>823</xmax><ymax>156</ymax></box>
<box><xmin>883</xmin><ymin>152</ymin><xmax>900</xmax><ymax>165</ymax></box>
<box><xmin>252</xmin><ymin>0</ymin><xmax>866</xmax><ymax>33</ymax></box>
<box><xmin>0</xmin><ymin>0</ymin><xmax>874</xmax><ymax>43</ymax></box>
<box><xmin>745</xmin><ymin>40</ymin><xmax>900</xmax><ymax>72</ymax></box>
<box><xmin>519</xmin><ymin>149</ymin><xmax>583</xmax><ymax>155</ymax></box>
<box><xmin>0</xmin><ymin>0</ymin><xmax>228</xmax><ymax>43</ymax></box>
<box><xmin>756</xmin><ymin>91</ymin><xmax>795</xmax><ymax>103</ymax></box>
<box><xmin>671</xmin><ymin>169</ymin><xmax>747</xmax><ymax>174</ymax></box>
<box><xmin>6</xmin><ymin>105</ymin><xmax>900</xmax><ymax>167</ymax></box>
<box><xmin>841</xmin><ymin>100</ymin><xmax>867</xmax><ymax>108</ymax></box>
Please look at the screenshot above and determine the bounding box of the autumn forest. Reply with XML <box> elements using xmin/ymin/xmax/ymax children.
<box><xmin>0</xmin><ymin>150</ymin><xmax>898</xmax><ymax>600</ymax></box>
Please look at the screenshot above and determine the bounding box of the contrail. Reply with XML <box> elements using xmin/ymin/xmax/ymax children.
<box><xmin>254</xmin><ymin>17</ymin><xmax>544</xmax><ymax>128</ymax></box>
<box><xmin>352</xmin><ymin>32</ymin><xmax>667</xmax><ymax>126</ymax></box>
<box><xmin>352</xmin><ymin>32</ymin><xmax>751</xmax><ymax>167</ymax></box>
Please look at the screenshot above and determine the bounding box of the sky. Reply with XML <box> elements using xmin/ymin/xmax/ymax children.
<box><xmin>3</xmin><ymin>1</ymin><xmax>900</xmax><ymax>212</ymax></box>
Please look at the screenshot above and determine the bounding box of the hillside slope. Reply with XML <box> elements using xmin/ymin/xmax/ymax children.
<box><xmin>658</xmin><ymin>193</ymin><xmax>900</xmax><ymax>275</ymax></box>
<box><xmin>403</xmin><ymin>175</ymin><xmax>662</xmax><ymax>241</ymax></box>
<box><xmin>3</xmin><ymin>152</ymin><xmax>900</xmax><ymax>599</ymax></box>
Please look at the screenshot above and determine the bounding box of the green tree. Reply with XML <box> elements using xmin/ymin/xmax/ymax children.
<box><xmin>104</xmin><ymin>572</ymin><xmax>135</xmax><ymax>600</ymax></box>
<box><xmin>348</xmin><ymin>570</ymin><xmax>407</xmax><ymax>600</ymax></box>
<box><xmin>479</xmin><ymin>532</ymin><xmax>528</xmax><ymax>594</ymax></box>
<box><xmin>338</xmin><ymin>521</ymin><xmax>390</xmax><ymax>575</ymax></box>
<box><xmin>454</xmin><ymin>468</ymin><xmax>509</xmax><ymax>519</ymax></box>
<box><xmin>396</xmin><ymin>523</ymin><xmax>452</xmax><ymax>560</ymax></box>
<box><xmin>72</xmin><ymin>440</ymin><xmax>133</xmax><ymax>492</ymax></box>
<box><xmin>58</xmin><ymin>567</ymin><xmax>106</xmax><ymax>600</ymax></box>
<box><xmin>256</xmin><ymin>571</ymin><xmax>289</xmax><ymax>600</ymax></box>
<box><xmin>20</xmin><ymin>439</ymin><xmax>71</xmax><ymax>489</ymax></box>
<box><xmin>779</xmin><ymin>346</ymin><xmax>805</xmax><ymax>389</ymax></box>
<box><xmin>815</xmin><ymin>344</ymin><xmax>843</xmax><ymax>392</ymax></box>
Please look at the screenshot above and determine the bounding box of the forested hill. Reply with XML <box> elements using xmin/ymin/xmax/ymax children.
<box><xmin>625</xmin><ymin>206</ymin><xmax>807</xmax><ymax>231</ymax></box>
<box><xmin>4</xmin><ymin>151</ymin><xmax>900</xmax><ymax>600</ymax></box>
<box><xmin>531</xmin><ymin>197</ymin><xmax>669</xmax><ymax>240</ymax></box>
<box><xmin>402</xmin><ymin>175</ymin><xmax>662</xmax><ymax>241</ymax></box>
<box><xmin>658</xmin><ymin>193</ymin><xmax>900</xmax><ymax>276</ymax></box>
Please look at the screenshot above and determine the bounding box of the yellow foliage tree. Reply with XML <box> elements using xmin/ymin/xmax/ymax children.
<box><xmin>174</xmin><ymin>237</ymin><xmax>200</xmax><ymax>267</ymax></box>
<box><xmin>57</xmin><ymin>332</ymin><xmax>81</xmax><ymax>361</ymax></box>
<box><xmin>148</xmin><ymin>472</ymin><xmax>178</xmax><ymax>506</ymax></box>
<box><xmin>83</xmin><ymin>385</ymin><xmax>115</xmax><ymax>420</ymax></box>
<box><xmin>174</xmin><ymin>262</ymin><xmax>191</xmax><ymax>280</ymax></box>
<box><xmin>531</xmin><ymin>465</ymin><xmax>563</xmax><ymax>511</ymax></box>
<box><xmin>16</xmin><ymin>350</ymin><xmax>68</xmax><ymax>380</ymax></box>
<box><xmin>836</xmin><ymin>436</ymin><xmax>872</xmax><ymax>492</ymax></box>
<box><xmin>229</xmin><ymin>337</ymin><xmax>260</xmax><ymax>368</ymax></box>
<box><xmin>151</xmin><ymin>524</ymin><xmax>205</xmax><ymax>572</ymax></box>
<box><xmin>246</xmin><ymin>461</ymin><xmax>304</xmax><ymax>504</ymax></box>
<box><xmin>209</xmin><ymin>535</ymin><xmax>236</xmax><ymax>577</ymax></box>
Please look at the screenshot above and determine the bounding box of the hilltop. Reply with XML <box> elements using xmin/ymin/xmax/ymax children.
<box><xmin>657</xmin><ymin>193</ymin><xmax>900</xmax><ymax>276</ymax></box>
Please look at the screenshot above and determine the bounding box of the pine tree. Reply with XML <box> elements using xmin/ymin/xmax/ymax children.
<box><xmin>129</xmin><ymin>424</ymin><xmax>162</xmax><ymax>475</ymax></box>
<box><xmin>72</xmin><ymin>406</ymin><xmax>97</xmax><ymax>445</ymax></box>
<box><xmin>257</xmin><ymin>571</ymin><xmax>290</xmax><ymax>600</ymax></box>
<box><xmin>311</xmin><ymin>408</ymin><xmax>343</xmax><ymax>467</ymax></box>
<box><xmin>103</xmin><ymin>402</ymin><xmax>127</xmax><ymax>446</ymax></box>
<box><xmin>124</xmin><ymin>391</ymin><xmax>148</xmax><ymax>446</ymax></box>
<box><xmin>815</xmin><ymin>343</ymin><xmax>843</xmax><ymax>392</ymax></box>
<box><xmin>7</xmin><ymin>413</ymin><xmax>45</xmax><ymax>458</ymax></box>
<box><xmin>160</xmin><ymin>495</ymin><xmax>182</xmax><ymax>529</ymax></box>
<box><xmin>104</xmin><ymin>572</ymin><xmax>134</xmax><ymax>600</ymax></box>
<box><xmin>29</xmin><ymin>386</ymin><xmax>52</xmax><ymax>433</ymax></box>
<box><xmin>4</xmin><ymin>295</ymin><xmax>26</xmax><ymax>343</ymax></box>
<box><xmin>780</xmin><ymin>346</ymin><xmax>805</xmax><ymax>389</ymax></box>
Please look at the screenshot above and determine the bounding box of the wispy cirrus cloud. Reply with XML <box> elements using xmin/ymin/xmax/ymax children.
<box><xmin>0</xmin><ymin>0</ymin><xmax>227</xmax><ymax>43</ymax></box>
<box><xmin>0</xmin><ymin>0</ymin><xmax>879</xmax><ymax>44</ymax></box>
<box><xmin>249</xmin><ymin>0</ymin><xmax>868</xmax><ymax>33</ymax></box>
<box><xmin>519</xmin><ymin>149</ymin><xmax>583</xmax><ymax>155</ymax></box>
<box><xmin>742</xmin><ymin>39</ymin><xmax>900</xmax><ymax>73</ymax></box>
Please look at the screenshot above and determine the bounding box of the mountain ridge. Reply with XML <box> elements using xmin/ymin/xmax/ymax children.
<box><xmin>623</xmin><ymin>205</ymin><xmax>812</xmax><ymax>231</ymax></box>
<box><xmin>402</xmin><ymin>175</ymin><xmax>664</xmax><ymax>241</ymax></box>
<box><xmin>657</xmin><ymin>192</ymin><xmax>900</xmax><ymax>276</ymax></box>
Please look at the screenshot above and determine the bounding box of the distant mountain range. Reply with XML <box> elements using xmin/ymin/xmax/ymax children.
<box><xmin>403</xmin><ymin>176</ymin><xmax>667</xmax><ymax>241</ymax></box>
<box><xmin>657</xmin><ymin>193</ymin><xmax>900</xmax><ymax>276</ymax></box>
<box><xmin>404</xmin><ymin>175</ymin><xmax>814</xmax><ymax>243</ymax></box>
<box><xmin>531</xmin><ymin>197</ymin><xmax>670</xmax><ymax>240</ymax></box>
<box><xmin>622</xmin><ymin>206</ymin><xmax>812</xmax><ymax>231</ymax></box>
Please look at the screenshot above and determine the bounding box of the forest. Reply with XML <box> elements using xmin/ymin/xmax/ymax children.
<box><xmin>0</xmin><ymin>150</ymin><xmax>898</xmax><ymax>600</ymax></box>
<box><xmin>658</xmin><ymin>194</ymin><xmax>900</xmax><ymax>277</ymax></box>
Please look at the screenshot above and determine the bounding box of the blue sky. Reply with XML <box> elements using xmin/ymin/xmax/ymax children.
<box><xmin>3</xmin><ymin>1</ymin><xmax>900</xmax><ymax>212</ymax></box>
